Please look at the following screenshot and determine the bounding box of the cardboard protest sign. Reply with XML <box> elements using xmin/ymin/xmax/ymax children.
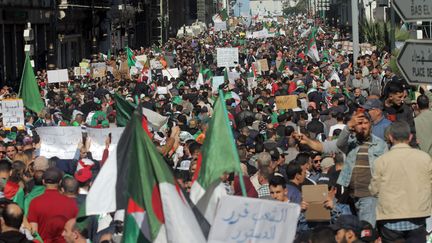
<box><xmin>119</xmin><ymin>61</ymin><xmax>130</xmax><ymax>80</ymax></box>
<box><xmin>86</xmin><ymin>127</ymin><xmax>124</xmax><ymax>160</ymax></box>
<box><xmin>162</xmin><ymin>68</ymin><xmax>180</xmax><ymax>79</ymax></box>
<box><xmin>1</xmin><ymin>99</ymin><xmax>24</xmax><ymax>129</ymax></box>
<box><xmin>92</xmin><ymin>67</ymin><xmax>107</xmax><ymax>78</ymax></box>
<box><xmin>36</xmin><ymin>127</ymin><xmax>82</xmax><ymax>159</ymax></box>
<box><xmin>217</xmin><ymin>48</ymin><xmax>239</xmax><ymax>67</ymax></box>
<box><xmin>302</xmin><ymin>185</ymin><xmax>331</xmax><ymax>221</ymax></box>
<box><xmin>79</xmin><ymin>62</ymin><xmax>90</xmax><ymax>69</ymax></box>
<box><xmin>275</xmin><ymin>95</ymin><xmax>298</xmax><ymax>110</ymax></box>
<box><xmin>212</xmin><ymin>76</ymin><xmax>225</xmax><ymax>93</ymax></box>
<box><xmin>47</xmin><ymin>69</ymin><xmax>69</xmax><ymax>83</ymax></box>
<box><xmin>208</xmin><ymin>195</ymin><xmax>300</xmax><ymax>243</ymax></box>
<box><xmin>74</xmin><ymin>67</ymin><xmax>88</xmax><ymax>76</ymax></box>
<box><xmin>214</xmin><ymin>21</ymin><xmax>227</xmax><ymax>31</ymax></box>
<box><xmin>258</xmin><ymin>59</ymin><xmax>269</xmax><ymax>72</ymax></box>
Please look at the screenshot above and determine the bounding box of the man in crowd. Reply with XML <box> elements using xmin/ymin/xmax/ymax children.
<box><xmin>0</xmin><ymin>203</ymin><xmax>33</xmax><ymax>243</ymax></box>
<box><xmin>415</xmin><ymin>94</ymin><xmax>432</xmax><ymax>156</ymax></box>
<box><xmin>370</xmin><ymin>121</ymin><xmax>432</xmax><ymax>242</ymax></box>
<box><xmin>28</xmin><ymin>168</ymin><xmax>78</xmax><ymax>243</ymax></box>
<box><xmin>336</xmin><ymin>112</ymin><xmax>387</xmax><ymax>226</ymax></box>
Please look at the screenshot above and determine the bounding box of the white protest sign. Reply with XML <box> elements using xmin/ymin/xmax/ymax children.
<box><xmin>47</xmin><ymin>69</ymin><xmax>69</xmax><ymax>83</ymax></box>
<box><xmin>212</xmin><ymin>76</ymin><xmax>225</xmax><ymax>93</ymax></box>
<box><xmin>217</xmin><ymin>48</ymin><xmax>239</xmax><ymax>67</ymax></box>
<box><xmin>135</xmin><ymin>55</ymin><xmax>147</xmax><ymax>65</ymax></box>
<box><xmin>86</xmin><ymin>127</ymin><xmax>124</xmax><ymax>160</ymax></box>
<box><xmin>157</xmin><ymin>86</ymin><xmax>168</xmax><ymax>95</ymax></box>
<box><xmin>228</xmin><ymin>72</ymin><xmax>240</xmax><ymax>84</ymax></box>
<box><xmin>150</xmin><ymin>59</ymin><xmax>163</xmax><ymax>69</ymax></box>
<box><xmin>208</xmin><ymin>196</ymin><xmax>300</xmax><ymax>243</ymax></box>
<box><xmin>1</xmin><ymin>99</ymin><xmax>24</xmax><ymax>129</ymax></box>
<box><xmin>36</xmin><ymin>127</ymin><xmax>83</xmax><ymax>159</ymax></box>
<box><xmin>214</xmin><ymin>21</ymin><xmax>227</xmax><ymax>31</ymax></box>
<box><xmin>247</xmin><ymin>77</ymin><xmax>257</xmax><ymax>90</ymax></box>
<box><xmin>162</xmin><ymin>68</ymin><xmax>180</xmax><ymax>79</ymax></box>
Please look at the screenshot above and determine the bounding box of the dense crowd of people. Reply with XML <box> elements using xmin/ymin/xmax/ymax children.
<box><xmin>0</xmin><ymin>13</ymin><xmax>431</xmax><ymax>243</ymax></box>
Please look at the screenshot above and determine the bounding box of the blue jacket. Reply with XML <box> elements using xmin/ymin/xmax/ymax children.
<box><xmin>336</xmin><ymin>126</ymin><xmax>388</xmax><ymax>187</ymax></box>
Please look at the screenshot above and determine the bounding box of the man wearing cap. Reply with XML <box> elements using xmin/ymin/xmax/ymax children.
<box><xmin>74</xmin><ymin>167</ymin><xmax>92</xmax><ymax>206</ymax></box>
<box><xmin>362</xmin><ymin>98</ymin><xmax>392</xmax><ymax>141</ymax></box>
<box><xmin>28</xmin><ymin>168</ymin><xmax>78</xmax><ymax>243</ymax></box>
<box><xmin>336</xmin><ymin>112</ymin><xmax>388</xmax><ymax>227</ymax></box>
<box><xmin>331</xmin><ymin>215</ymin><xmax>363</xmax><ymax>243</ymax></box>
<box><xmin>370</xmin><ymin>121</ymin><xmax>431</xmax><ymax>242</ymax></box>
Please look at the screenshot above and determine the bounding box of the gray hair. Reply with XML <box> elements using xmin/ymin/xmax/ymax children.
<box><xmin>388</xmin><ymin>121</ymin><xmax>411</xmax><ymax>142</ymax></box>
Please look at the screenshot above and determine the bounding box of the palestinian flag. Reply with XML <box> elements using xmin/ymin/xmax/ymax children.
<box><xmin>85</xmin><ymin>109</ymin><xmax>206</xmax><ymax>242</ymax></box>
<box><xmin>306</xmin><ymin>27</ymin><xmax>320</xmax><ymax>63</ymax></box>
<box><xmin>189</xmin><ymin>91</ymin><xmax>246</xmax><ymax>223</ymax></box>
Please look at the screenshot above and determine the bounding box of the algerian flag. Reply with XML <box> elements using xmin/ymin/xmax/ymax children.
<box><xmin>126</xmin><ymin>46</ymin><xmax>143</xmax><ymax>70</ymax></box>
<box><xmin>142</xmin><ymin>107</ymin><xmax>168</xmax><ymax>131</ymax></box>
<box><xmin>189</xmin><ymin>91</ymin><xmax>246</xmax><ymax>223</ymax></box>
<box><xmin>306</xmin><ymin>27</ymin><xmax>320</xmax><ymax>63</ymax></box>
<box><xmin>123</xmin><ymin>109</ymin><xmax>206</xmax><ymax>242</ymax></box>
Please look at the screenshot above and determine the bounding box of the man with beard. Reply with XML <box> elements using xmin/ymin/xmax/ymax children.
<box><xmin>335</xmin><ymin>111</ymin><xmax>388</xmax><ymax>227</ymax></box>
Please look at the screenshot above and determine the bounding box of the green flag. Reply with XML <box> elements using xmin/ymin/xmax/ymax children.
<box><xmin>19</xmin><ymin>54</ymin><xmax>44</xmax><ymax>114</ymax></box>
<box><xmin>114</xmin><ymin>93</ymin><xmax>136</xmax><ymax>127</ymax></box>
<box><xmin>107</xmin><ymin>49</ymin><xmax>111</xmax><ymax>60</ymax></box>
<box><xmin>126</xmin><ymin>46</ymin><xmax>136</xmax><ymax>68</ymax></box>
<box><xmin>189</xmin><ymin>90</ymin><xmax>246</xmax><ymax>222</ymax></box>
<box><xmin>278</xmin><ymin>58</ymin><xmax>286</xmax><ymax>72</ymax></box>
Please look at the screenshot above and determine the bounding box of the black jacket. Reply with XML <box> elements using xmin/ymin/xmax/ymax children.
<box><xmin>0</xmin><ymin>231</ymin><xmax>32</xmax><ymax>243</ymax></box>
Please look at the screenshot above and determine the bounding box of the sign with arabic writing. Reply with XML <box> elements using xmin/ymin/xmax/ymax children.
<box><xmin>36</xmin><ymin>127</ymin><xmax>82</xmax><ymax>159</ymax></box>
<box><xmin>397</xmin><ymin>40</ymin><xmax>432</xmax><ymax>84</ymax></box>
<box><xmin>86</xmin><ymin>127</ymin><xmax>124</xmax><ymax>160</ymax></box>
<box><xmin>1</xmin><ymin>99</ymin><xmax>24</xmax><ymax>130</ymax></box>
<box><xmin>208</xmin><ymin>195</ymin><xmax>300</xmax><ymax>243</ymax></box>
<box><xmin>217</xmin><ymin>48</ymin><xmax>239</xmax><ymax>67</ymax></box>
<box><xmin>393</xmin><ymin>0</ymin><xmax>432</xmax><ymax>22</ymax></box>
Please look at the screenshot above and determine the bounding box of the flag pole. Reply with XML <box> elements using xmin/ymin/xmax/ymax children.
<box><xmin>218</xmin><ymin>90</ymin><xmax>247</xmax><ymax>197</ymax></box>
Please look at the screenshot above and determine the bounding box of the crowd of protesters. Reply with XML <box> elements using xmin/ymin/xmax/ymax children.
<box><xmin>0</xmin><ymin>13</ymin><xmax>430</xmax><ymax>243</ymax></box>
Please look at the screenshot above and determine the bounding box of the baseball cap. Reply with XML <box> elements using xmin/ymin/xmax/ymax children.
<box><xmin>43</xmin><ymin>168</ymin><xmax>63</xmax><ymax>184</ymax></box>
<box><xmin>330</xmin><ymin>215</ymin><xmax>362</xmax><ymax>236</ymax></box>
<box><xmin>361</xmin><ymin>98</ymin><xmax>383</xmax><ymax>110</ymax></box>
<box><xmin>74</xmin><ymin>167</ymin><xmax>93</xmax><ymax>183</ymax></box>
<box><xmin>360</xmin><ymin>221</ymin><xmax>378</xmax><ymax>242</ymax></box>
<box><xmin>321</xmin><ymin>157</ymin><xmax>335</xmax><ymax>170</ymax></box>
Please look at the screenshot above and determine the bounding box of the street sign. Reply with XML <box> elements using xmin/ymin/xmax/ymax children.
<box><xmin>397</xmin><ymin>40</ymin><xmax>432</xmax><ymax>84</ymax></box>
<box><xmin>392</xmin><ymin>0</ymin><xmax>432</xmax><ymax>22</ymax></box>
